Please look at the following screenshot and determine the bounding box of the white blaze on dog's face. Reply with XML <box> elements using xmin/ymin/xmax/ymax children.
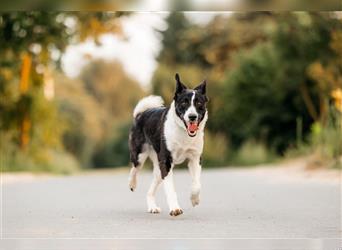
<box><xmin>173</xmin><ymin>73</ymin><xmax>209</xmax><ymax>137</ymax></box>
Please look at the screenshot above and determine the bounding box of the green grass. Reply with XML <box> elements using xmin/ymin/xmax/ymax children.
<box><xmin>230</xmin><ymin>140</ymin><xmax>277</xmax><ymax>166</ymax></box>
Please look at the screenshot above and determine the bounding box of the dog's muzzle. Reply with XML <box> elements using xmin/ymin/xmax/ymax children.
<box><xmin>187</xmin><ymin>122</ymin><xmax>198</xmax><ymax>137</ymax></box>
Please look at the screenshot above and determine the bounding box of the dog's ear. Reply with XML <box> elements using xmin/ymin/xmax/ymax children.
<box><xmin>194</xmin><ymin>79</ymin><xmax>207</xmax><ymax>95</ymax></box>
<box><xmin>174</xmin><ymin>73</ymin><xmax>186</xmax><ymax>99</ymax></box>
<box><xmin>195</xmin><ymin>79</ymin><xmax>209</xmax><ymax>102</ymax></box>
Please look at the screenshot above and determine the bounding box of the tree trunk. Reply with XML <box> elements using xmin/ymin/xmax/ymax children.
<box><xmin>19</xmin><ymin>52</ymin><xmax>32</xmax><ymax>150</ymax></box>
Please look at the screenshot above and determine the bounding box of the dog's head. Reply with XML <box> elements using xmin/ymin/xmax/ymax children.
<box><xmin>173</xmin><ymin>73</ymin><xmax>209</xmax><ymax>137</ymax></box>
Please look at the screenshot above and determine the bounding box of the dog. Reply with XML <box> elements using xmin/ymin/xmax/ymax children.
<box><xmin>128</xmin><ymin>73</ymin><xmax>208</xmax><ymax>216</ymax></box>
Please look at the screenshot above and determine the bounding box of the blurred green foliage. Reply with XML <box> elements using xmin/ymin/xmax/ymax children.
<box><xmin>231</xmin><ymin>139</ymin><xmax>277</xmax><ymax>166</ymax></box>
<box><xmin>56</xmin><ymin>60</ymin><xmax>144</xmax><ymax>168</ymax></box>
<box><xmin>1</xmin><ymin>12</ymin><xmax>341</xmax><ymax>172</ymax></box>
<box><xmin>310</xmin><ymin>109</ymin><xmax>341</xmax><ymax>161</ymax></box>
<box><xmin>286</xmin><ymin>107</ymin><xmax>342</xmax><ymax>169</ymax></box>
<box><xmin>92</xmin><ymin>122</ymin><xmax>131</xmax><ymax>168</ymax></box>
<box><xmin>152</xmin><ymin>12</ymin><xmax>342</xmax><ymax>167</ymax></box>
<box><xmin>0</xmin><ymin>12</ymin><xmax>138</xmax><ymax>173</ymax></box>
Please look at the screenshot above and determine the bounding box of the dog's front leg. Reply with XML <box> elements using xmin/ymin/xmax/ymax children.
<box><xmin>159</xmin><ymin>143</ymin><xmax>182</xmax><ymax>216</ymax></box>
<box><xmin>163</xmin><ymin>170</ymin><xmax>183</xmax><ymax>216</ymax></box>
<box><xmin>188</xmin><ymin>156</ymin><xmax>201</xmax><ymax>207</ymax></box>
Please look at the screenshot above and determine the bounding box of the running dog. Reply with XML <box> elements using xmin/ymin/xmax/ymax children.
<box><xmin>128</xmin><ymin>73</ymin><xmax>208</xmax><ymax>216</ymax></box>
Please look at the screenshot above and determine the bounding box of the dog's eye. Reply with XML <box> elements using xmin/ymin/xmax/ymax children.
<box><xmin>180</xmin><ymin>99</ymin><xmax>189</xmax><ymax>107</ymax></box>
<box><xmin>196</xmin><ymin>102</ymin><xmax>202</xmax><ymax>106</ymax></box>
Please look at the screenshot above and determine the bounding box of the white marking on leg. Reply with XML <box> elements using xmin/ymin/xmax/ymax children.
<box><xmin>147</xmin><ymin>151</ymin><xmax>162</xmax><ymax>213</ymax></box>
<box><xmin>128</xmin><ymin>150</ymin><xmax>148</xmax><ymax>191</ymax></box>
<box><xmin>147</xmin><ymin>174</ymin><xmax>162</xmax><ymax>213</ymax></box>
<box><xmin>163</xmin><ymin>170</ymin><xmax>182</xmax><ymax>216</ymax></box>
<box><xmin>128</xmin><ymin>166</ymin><xmax>138</xmax><ymax>191</ymax></box>
<box><xmin>188</xmin><ymin>156</ymin><xmax>201</xmax><ymax>206</ymax></box>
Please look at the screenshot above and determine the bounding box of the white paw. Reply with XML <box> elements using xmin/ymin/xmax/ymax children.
<box><xmin>169</xmin><ymin>208</ymin><xmax>183</xmax><ymax>216</ymax></box>
<box><xmin>191</xmin><ymin>193</ymin><xmax>200</xmax><ymax>207</ymax></box>
<box><xmin>129</xmin><ymin>178</ymin><xmax>136</xmax><ymax>192</ymax></box>
<box><xmin>148</xmin><ymin>206</ymin><xmax>161</xmax><ymax>214</ymax></box>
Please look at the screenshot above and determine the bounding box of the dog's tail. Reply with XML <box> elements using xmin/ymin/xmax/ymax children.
<box><xmin>133</xmin><ymin>95</ymin><xmax>164</xmax><ymax>118</ymax></box>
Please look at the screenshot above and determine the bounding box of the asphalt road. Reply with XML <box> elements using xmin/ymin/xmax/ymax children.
<box><xmin>1</xmin><ymin>167</ymin><xmax>341</xmax><ymax>249</ymax></box>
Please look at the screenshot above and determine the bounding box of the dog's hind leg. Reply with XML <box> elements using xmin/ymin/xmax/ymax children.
<box><xmin>128</xmin><ymin>147</ymin><xmax>148</xmax><ymax>192</ymax></box>
<box><xmin>146</xmin><ymin>151</ymin><xmax>162</xmax><ymax>213</ymax></box>
<box><xmin>128</xmin><ymin>166</ymin><xmax>138</xmax><ymax>192</ymax></box>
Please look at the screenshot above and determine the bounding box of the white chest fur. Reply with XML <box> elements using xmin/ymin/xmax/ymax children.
<box><xmin>164</xmin><ymin>102</ymin><xmax>207</xmax><ymax>165</ymax></box>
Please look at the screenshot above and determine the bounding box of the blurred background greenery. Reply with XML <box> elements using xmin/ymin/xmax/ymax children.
<box><xmin>0</xmin><ymin>11</ymin><xmax>341</xmax><ymax>174</ymax></box>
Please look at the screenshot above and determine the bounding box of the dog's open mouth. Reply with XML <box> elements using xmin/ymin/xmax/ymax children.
<box><xmin>186</xmin><ymin>122</ymin><xmax>198</xmax><ymax>137</ymax></box>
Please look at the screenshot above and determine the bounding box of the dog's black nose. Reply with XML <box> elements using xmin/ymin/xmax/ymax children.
<box><xmin>188</xmin><ymin>114</ymin><xmax>198</xmax><ymax>121</ymax></box>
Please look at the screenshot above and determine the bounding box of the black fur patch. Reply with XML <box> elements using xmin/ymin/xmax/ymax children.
<box><xmin>129</xmin><ymin>107</ymin><xmax>172</xmax><ymax>179</ymax></box>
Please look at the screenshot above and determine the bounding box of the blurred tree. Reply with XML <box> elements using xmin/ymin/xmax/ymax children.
<box><xmin>0</xmin><ymin>12</ymin><xmax>128</xmax><ymax>171</ymax></box>
<box><xmin>157</xmin><ymin>12</ymin><xmax>192</xmax><ymax>66</ymax></box>
<box><xmin>92</xmin><ymin>122</ymin><xmax>131</xmax><ymax>168</ymax></box>
<box><xmin>306</xmin><ymin>29</ymin><xmax>342</xmax><ymax>166</ymax></box>
<box><xmin>54</xmin><ymin>73</ymin><xmax>104</xmax><ymax>167</ymax></box>
<box><xmin>0</xmin><ymin>12</ymin><xmax>69</xmax><ymax>150</ymax></box>
<box><xmin>153</xmin><ymin>12</ymin><xmax>342</xmax><ymax>160</ymax></box>
<box><xmin>170</xmin><ymin>0</ymin><xmax>192</xmax><ymax>10</ymax></box>
<box><xmin>152</xmin><ymin>12</ymin><xmax>278</xmax><ymax>164</ymax></box>
<box><xmin>217</xmin><ymin>13</ymin><xmax>342</xmax><ymax>153</ymax></box>
<box><xmin>80</xmin><ymin>60</ymin><xmax>145</xmax><ymax>167</ymax></box>
<box><xmin>273</xmin><ymin>13</ymin><xmax>338</xmax><ymax>123</ymax></box>
<box><xmin>307</xmin><ymin>30</ymin><xmax>342</xmax><ymax>122</ymax></box>
<box><xmin>0</xmin><ymin>0</ymin><xmax>137</xmax><ymax>12</ymax></box>
<box><xmin>56</xmin><ymin>60</ymin><xmax>144</xmax><ymax>167</ymax></box>
<box><xmin>152</xmin><ymin>12</ymin><xmax>276</xmax><ymax>106</ymax></box>
<box><xmin>217</xmin><ymin>43</ymin><xmax>303</xmax><ymax>153</ymax></box>
<box><xmin>80</xmin><ymin>60</ymin><xmax>144</xmax><ymax>123</ymax></box>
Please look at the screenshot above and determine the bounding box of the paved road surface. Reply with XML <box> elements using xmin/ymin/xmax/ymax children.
<box><xmin>1</xmin><ymin>167</ymin><xmax>341</xmax><ymax>249</ymax></box>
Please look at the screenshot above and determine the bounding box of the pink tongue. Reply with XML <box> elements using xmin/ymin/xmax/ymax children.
<box><xmin>188</xmin><ymin>123</ymin><xmax>198</xmax><ymax>133</ymax></box>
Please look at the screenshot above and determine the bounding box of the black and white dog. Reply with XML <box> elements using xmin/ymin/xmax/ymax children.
<box><xmin>128</xmin><ymin>73</ymin><xmax>208</xmax><ymax>216</ymax></box>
